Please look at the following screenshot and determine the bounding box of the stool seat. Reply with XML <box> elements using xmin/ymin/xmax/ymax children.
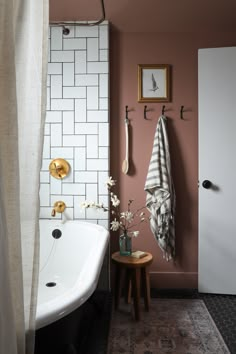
<box><xmin>112</xmin><ymin>251</ymin><xmax>153</xmax><ymax>321</ymax></box>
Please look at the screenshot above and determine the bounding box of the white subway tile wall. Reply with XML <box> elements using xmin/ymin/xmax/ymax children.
<box><xmin>40</xmin><ymin>22</ymin><xmax>109</xmax><ymax>229</ymax></box>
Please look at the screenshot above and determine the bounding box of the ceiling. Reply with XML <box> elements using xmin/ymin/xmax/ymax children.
<box><xmin>50</xmin><ymin>0</ymin><xmax>236</xmax><ymax>32</ymax></box>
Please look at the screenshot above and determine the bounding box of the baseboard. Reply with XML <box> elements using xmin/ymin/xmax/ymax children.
<box><xmin>150</xmin><ymin>271</ymin><xmax>198</xmax><ymax>289</ymax></box>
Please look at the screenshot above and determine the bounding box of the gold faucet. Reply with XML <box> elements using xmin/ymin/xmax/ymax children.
<box><xmin>51</xmin><ymin>201</ymin><xmax>66</xmax><ymax>217</ymax></box>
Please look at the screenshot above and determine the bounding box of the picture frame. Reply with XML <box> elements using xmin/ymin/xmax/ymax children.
<box><xmin>138</xmin><ymin>64</ymin><xmax>170</xmax><ymax>102</ymax></box>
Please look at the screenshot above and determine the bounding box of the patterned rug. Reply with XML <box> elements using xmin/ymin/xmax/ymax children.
<box><xmin>107</xmin><ymin>299</ymin><xmax>230</xmax><ymax>354</ymax></box>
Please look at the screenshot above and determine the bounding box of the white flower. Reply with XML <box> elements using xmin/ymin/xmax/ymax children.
<box><xmin>111</xmin><ymin>194</ymin><xmax>120</xmax><ymax>207</ymax></box>
<box><xmin>106</xmin><ymin>176</ymin><xmax>116</xmax><ymax>189</ymax></box>
<box><xmin>80</xmin><ymin>177</ymin><xmax>148</xmax><ymax>239</ymax></box>
<box><xmin>120</xmin><ymin>211</ymin><xmax>134</xmax><ymax>223</ymax></box>
<box><xmin>130</xmin><ymin>231</ymin><xmax>139</xmax><ymax>237</ymax></box>
<box><xmin>80</xmin><ymin>201</ymin><xmax>89</xmax><ymax>208</ymax></box>
<box><xmin>110</xmin><ymin>219</ymin><xmax>120</xmax><ymax>231</ymax></box>
<box><xmin>80</xmin><ymin>200</ymin><xmax>107</xmax><ymax>211</ymax></box>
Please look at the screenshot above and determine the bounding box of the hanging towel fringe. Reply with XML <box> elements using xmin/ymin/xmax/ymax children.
<box><xmin>144</xmin><ymin>115</ymin><xmax>176</xmax><ymax>261</ymax></box>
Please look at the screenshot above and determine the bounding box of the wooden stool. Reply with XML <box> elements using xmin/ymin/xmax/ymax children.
<box><xmin>111</xmin><ymin>251</ymin><xmax>153</xmax><ymax>321</ymax></box>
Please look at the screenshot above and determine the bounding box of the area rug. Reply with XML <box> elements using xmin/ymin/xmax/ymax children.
<box><xmin>107</xmin><ymin>299</ymin><xmax>230</xmax><ymax>354</ymax></box>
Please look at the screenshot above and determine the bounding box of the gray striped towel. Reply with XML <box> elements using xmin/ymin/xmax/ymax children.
<box><xmin>144</xmin><ymin>115</ymin><xmax>176</xmax><ymax>261</ymax></box>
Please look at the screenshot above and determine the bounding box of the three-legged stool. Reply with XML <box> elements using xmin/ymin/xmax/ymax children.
<box><xmin>111</xmin><ymin>251</ymin><xmax>153</xmax><ymax>321</ymax></box>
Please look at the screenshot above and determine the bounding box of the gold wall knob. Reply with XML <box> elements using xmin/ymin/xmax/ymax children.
<box><xmin>49</xmin><ymin>158</ymin><xmax>70</xmax><ymax>179</ymax></box>
<box><xmin>53</xmin><ymin>201</ymin><xmax>66</xmax><ymax>214</ymax></box>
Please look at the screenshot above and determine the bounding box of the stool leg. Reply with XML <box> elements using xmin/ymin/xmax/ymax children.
<box><xmin>132</xmin><ymin>268</ymin><xmax>141</xmax><ymax>321</ymax></box>
<box><xmin>114</xmin><ymin>266</ymin><xmax>123</xmax><ymax>310</ymax></box>
<box><xmin>124</xmin><ymin>269</ymin><xmax>132</xmax><ymax>304</ymax></box>
<box><xmin>141</xmin><ymin>267</ymin><xmax>150</xmax><ymax>311</ymax></box>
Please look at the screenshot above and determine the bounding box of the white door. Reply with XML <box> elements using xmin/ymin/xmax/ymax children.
<box><xmin>198</xmin><ymin>47</ymin><xmax>236</xmax><ymax>294</ymax></box>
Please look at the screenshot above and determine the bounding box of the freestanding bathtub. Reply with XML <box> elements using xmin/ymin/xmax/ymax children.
<box><xmin>36</xmin><ymin>220</ymin><xmax>109</xmax><ymax>330</ymax></box>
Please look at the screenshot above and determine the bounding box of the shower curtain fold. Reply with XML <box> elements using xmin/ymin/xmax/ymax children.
<box><xmin>0</xmin><ymin>0</ymin><xmax>48</xmax><ymax>353</ymax></box>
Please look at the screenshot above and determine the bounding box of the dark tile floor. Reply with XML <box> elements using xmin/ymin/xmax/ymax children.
<box><xmin>199</xmin><ymin>293</ymin><xmax>236</xmax><ymax>354</ymax></box>
<box><xmin>86</xmin><ymin>289</ymin><xmax>236</xmax><ymax>354</ymax></box>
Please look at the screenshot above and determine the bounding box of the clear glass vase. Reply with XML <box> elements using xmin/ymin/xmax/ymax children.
<box><xmin>119</xmin><ymin>231</ymin><xmax>132</xmax><ymax>256</ymax></box>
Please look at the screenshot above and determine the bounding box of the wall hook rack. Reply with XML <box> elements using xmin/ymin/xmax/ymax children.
<box><xmin>180</xmin><ymin>105</ymin><xmax>184</xmax><ymax>119</ymax></box>
<box><xmin>144</xmin><ymin>105</ymin><xmax>148</xmax><ymax>119</ymax></box>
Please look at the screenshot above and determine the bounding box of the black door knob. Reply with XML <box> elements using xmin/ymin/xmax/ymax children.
<box><xmin>202</xmin><ymin>180</ymin><xmax>212</xmax><ymax>189</ymax></box>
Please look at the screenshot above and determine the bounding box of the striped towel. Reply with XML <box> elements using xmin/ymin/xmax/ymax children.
<box><xmin>144</xmin><ymin>115</ymin><xmax>176</xmax><ymax>261</ymax></box>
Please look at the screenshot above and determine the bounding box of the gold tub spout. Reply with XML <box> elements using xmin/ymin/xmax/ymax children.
<box><xmin>51</xmin><ymin>201</ymin><xmax>66</xmax><ymax>217</ymax></box>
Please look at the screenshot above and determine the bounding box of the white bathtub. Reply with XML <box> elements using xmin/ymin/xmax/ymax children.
<box><xmin>36</xmin><ymin>220</ymin><xmax>109</xmax><ymax>329</ymax></box>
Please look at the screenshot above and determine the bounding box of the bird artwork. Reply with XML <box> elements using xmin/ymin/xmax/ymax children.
<box><xmin>150</xmin><ymin>73</ymin><xmax>159</xmax><ymax>92</ymax></box>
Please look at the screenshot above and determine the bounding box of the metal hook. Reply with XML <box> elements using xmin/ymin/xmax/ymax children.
<box><xmin>162</xmin><ymin>105</ymin><xmax>165</xmax><ymax>115</ymax></box>
<box><xmin>125</xmin><ymin>106</ymin><xmax>129</xmax><ymax>121</ymax></box>
<box><xmin>144</xmin><ymin>105</ymin><xmax>148</xmax><ymax>119</ymax></box>
<box><xmin>180</xmin><ymin>105</ymin><xmax>184</xmax><ymax>119</ymax></box>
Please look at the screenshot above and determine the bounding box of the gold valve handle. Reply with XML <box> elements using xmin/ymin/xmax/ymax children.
<box><xmin>49</xmin><ymin>158</ymin><xmax>70</xmax><ymax>179</ymax></box>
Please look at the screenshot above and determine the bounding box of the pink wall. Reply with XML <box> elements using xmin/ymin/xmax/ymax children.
<box><xmin>110</xmin><ymin>31</ymin><xmax>236</xmax><ymax>288</ymax></box>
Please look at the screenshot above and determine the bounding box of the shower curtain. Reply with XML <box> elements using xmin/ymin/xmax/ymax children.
<box><xmin>0</xmin><ymin>1</ymin><xmax>48</xmax><ymax>353</ymax></box>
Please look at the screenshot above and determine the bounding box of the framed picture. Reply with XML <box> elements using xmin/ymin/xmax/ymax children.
<box><xmin>138</xmin><ymin>64</ymin><xmax>170</xmax><ymax>102</ymax></box>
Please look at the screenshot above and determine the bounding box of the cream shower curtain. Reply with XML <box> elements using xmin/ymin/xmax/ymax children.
<box><xmin>0</xmin><ymin>1</ymin><xmax>48</xmax><ymax>354</ymax></box>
